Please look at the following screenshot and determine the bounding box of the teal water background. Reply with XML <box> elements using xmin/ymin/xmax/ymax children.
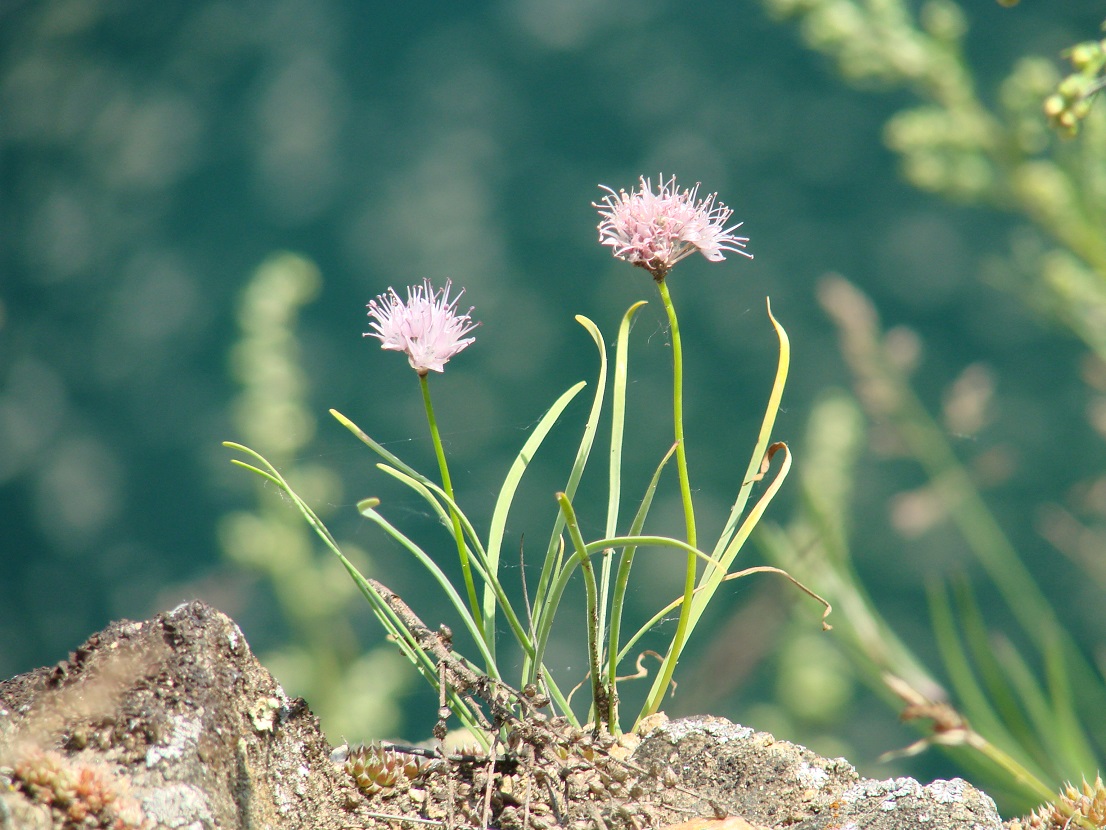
<box><xmin>3</xmin><ymin>0</ymin><xmax>1104</xmax><ymax>791</ymax></box>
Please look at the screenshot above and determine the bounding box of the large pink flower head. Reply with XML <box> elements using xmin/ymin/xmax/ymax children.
<box><xmin>594</xmin><ymin>174</ymin><xmax>752</xmax><ymax>280</ymax></box>
<box><xmin>365</xmin><ymin>279</ymin><xmax>479</xmax><ymax>375</ymax></box>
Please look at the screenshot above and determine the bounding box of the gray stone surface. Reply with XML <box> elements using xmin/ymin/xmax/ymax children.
<box><xmin>0</xmin><ymin>601</ymin><xmax>365</xmax><ymax>830</ymax></box>
<box><xmin>633</xmin><ymin>715</ymin><xmax>1003</xmax><ymax>829</ymax></box>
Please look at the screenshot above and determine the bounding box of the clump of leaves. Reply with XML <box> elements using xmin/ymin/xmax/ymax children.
<box><xmin>227</xmin><ymin>176</ymin><xmax>830</xmax><ymax>740</ymax></box>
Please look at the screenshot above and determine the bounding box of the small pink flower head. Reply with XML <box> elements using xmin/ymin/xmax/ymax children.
<box><xmin>594</xmin><ymin>174</ymin><xmax>752</xmax><ymax>280</ymax></box>
<box><xmin>365</xmin><ymin>279</ymin><xmax>478</xmax><ymax>375</ymax></box>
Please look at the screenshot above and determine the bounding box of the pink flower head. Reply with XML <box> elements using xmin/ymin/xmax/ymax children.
<box><xmin>594</xmin><ymin>174</ymin><xmax>752</xmax><ymax>280</ymax></box>
<box><xmin>365</xmin><ymin>279</ymin><xmax>478</xmax><ymax>375</ymax></box>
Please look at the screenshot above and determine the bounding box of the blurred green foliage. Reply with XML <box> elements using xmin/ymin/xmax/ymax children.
<box><xmin>220</xmin><ymin>252</ymin><xmax>410</xmax><ymax>740</ymax></box>
<box><xmin>754</xmin><ymin>0</ymin><xmax>1106</xmax><ymax>818</ymax></box>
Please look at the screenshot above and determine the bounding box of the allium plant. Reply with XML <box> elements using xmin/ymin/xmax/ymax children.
<box><xmin>226</xmin><ymin>175</ymin><xmax>829</xmax><ymax>738</ymax></box>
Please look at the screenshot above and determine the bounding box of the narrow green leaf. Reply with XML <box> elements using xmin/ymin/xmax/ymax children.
<box><xmin>531</xmin><ymin>319</ymin><xmax>608</xmax><ymax>667</ymax></box>
<box><xmin>677</xmin><ymin>441</ymin><xmax>792</xmax><ymax>647</ymax></box>
<box><xmin>617</xmin><ymin>563</ymin><xmax>830</xmax><ymax>668</ymax></box>
<box><xmin>711</xmin><ymin>299</ymin><xmax>791</xmax><ymax>563</ymax></box>
<box><xmin>373</xmin><ymin>463</ymin><xmax>535</xmax><ymax>661</ymax></box>
<box><xmin>637</xmin><ymin>302</ymin><xmax>791</xmax><ymax>720</ymax></box>
<box><xmin>529</xmin><ymin>316</ymin><xmax>619</xmax><ymax>672</ymax></box>
<box><xmin>329</xmin><ymin>409</ymin><xmax>425</xmax><ymax>480</ymax></box>
<box><xmin>638</xmin><ymin>431</ymin><xmax>793</xmax><ymax>725</ymax></box>
<box><xmin>359</xmin><ymin>504</ymin><xmax>499</xmax><ymax>677</ymax></box>
<box><xmin>371</xmin><ymin>464</ymin><xmax>489</xmax><ymax>570</ymax></box>
<box><xmin>537</xmin><ymin>530</ymin><xmax>725</xmax><ymax>687</ymax></box>
<box><xmin>607</xmin><ymin>301</ymin><xmax>648</xmax><ymax>541</ymax></box>
<box><xmin>483</xmin><ymin>381</ymin><xmax>587</xmax><ymax>650</ymax></box>
<box><xmin>226</xmin><ymin>440</ymin><xmax>484</xmax><ymax>732</ymax></box>
<box><xmin>555</xmin><ymin>492</ymin><xmax>605</xmax><ymax>726</ymax></box>
<box><xmin>606</xmin><ymin>442</ymin><xmax>676</xmax><ymax>713</ymax></box>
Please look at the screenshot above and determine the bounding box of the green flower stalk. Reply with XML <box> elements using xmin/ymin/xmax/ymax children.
<box><xmin>418</xmin><ymin>372</ymin><xmax>477</xmax><ymax>629</ymax></box>
<box><xmin>655</xmin><ymin>278</ymin><xmax>695</xmax><ymax>546</ymax></box>
<box><xmin>365</xmin><ymin>279</ymin><xmax>482</xmax><ymax>627</ymax></box>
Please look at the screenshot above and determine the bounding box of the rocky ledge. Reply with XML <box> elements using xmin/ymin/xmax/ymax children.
<box><xmin>0</xmin><ymin>601</ymin><xmax>1004</xmax><ymax>830</ymax></box>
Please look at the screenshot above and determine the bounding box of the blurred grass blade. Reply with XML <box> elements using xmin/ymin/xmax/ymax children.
<box><xmin>992</xmin><ymin>635</ymin><xmax>1075</xmax><ymax>773</ymax></box>
<box><xmin>993</xmin><ymin>632</ymin><xmax>1097</xmax><ymax>780</ymax></box>
<box><xmin>763</xmin><ymin>390</ymin><xmax>946</xmax><ymax>697</ymax></box>
<box><xmin>1042</xmin><ymin>626</ymin><xmax>1098</xmax><ymax>780</ymax></box>
<box><xmin>927</xmin><ymin>579</ymin><xmax>1046</xmax><ymax>779</ymax></box>
<box><xmin>951</xmin><ymin>577</ymin><xmax>1039</xmax><ymax>753</ymax></box>
<box><xmin>820</xmin><ymin>275</ymin><xmax>1106</xmax><ymax>755</ymax></box>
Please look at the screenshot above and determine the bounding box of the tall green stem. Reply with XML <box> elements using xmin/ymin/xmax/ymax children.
<box><xmin>657</xmin><ymin>278</ymin><xmax>696</xmax><ymax>546</ymax></box>
<box><xmin>642</xmin><ymin>277</ymin><xmax>697</xmax><ymax>718</ymax></box>
<box><xmin>420</xmin><ymin>373</ymin><xmax>482</xmax><ymax>630</ymax></box>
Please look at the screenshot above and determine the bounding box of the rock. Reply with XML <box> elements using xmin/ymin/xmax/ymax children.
<box><xmin>633</xmin><ymin>716</ymin><xmax>1003</xmax><ymax>829</ymax></box>
<box><xmin>0</xmin><ymin>602</ymin><xmax>1005</xmax><ymax>830</ymax></box>
<box><xmin>0</xmin><ymin>601</ymin><xmax>367</xmax><ymax>830</ymax></box>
